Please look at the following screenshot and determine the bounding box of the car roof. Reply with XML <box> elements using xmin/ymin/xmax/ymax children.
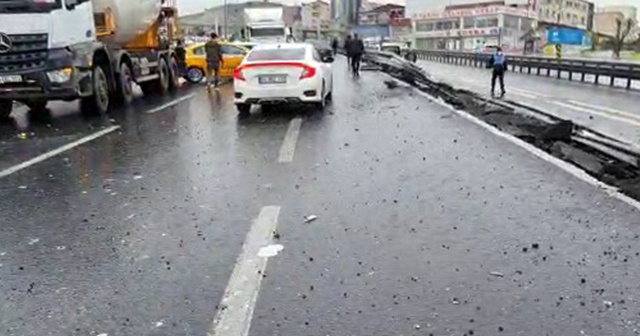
<box><xmin>186</xmin><ymin>41</ymin><xmax>247</xmax><ymax>50</ymax></box>
<box><xmin>251</xmin><ymin>43</ymin><xmax>311</xmax><ymax>51</ymax></box>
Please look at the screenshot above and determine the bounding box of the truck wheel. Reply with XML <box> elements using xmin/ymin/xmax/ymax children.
<box><xmin>141</xmin><ymin>57</ymin><xmax>170</xmax><ymax>97</ymax></box>
<box><xmin>168</xmin><ymin>56</ymin><xmax>180</xmax><ymax>92</ymax></box>
<box><xmin>25</xmin><ymin>100</ymin><xmax>48</xmax><ymax>113</ymax></box>
<box><xmin>115</xmin><ymin>62</ymin><xmax>134</xmax><ymax>106</ymax></box>
<box><xmin>80</xmin><ymin>65</ymin><xmax>110</xmax><ymax>116</ymax></box>
<box><xmin>0</xmin><ymin>100</ymin><xmax>12</xmax><ymax>120</ymax></box>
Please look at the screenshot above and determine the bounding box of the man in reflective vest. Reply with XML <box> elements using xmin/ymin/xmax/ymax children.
<box><xmin>487</xmin><ymin>47</ymin><xmax>507</xmax><ymax>98</ymax></box>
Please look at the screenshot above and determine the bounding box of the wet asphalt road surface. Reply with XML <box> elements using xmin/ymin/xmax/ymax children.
<box><xmin>1</xmin><ymin>57</ymin><xmax>640</xmax><ymax>336</ymax></box>
<box><xmin>419</xmin><ymin>60</ymin><xmax>640</xmax><ymax>147</ymax></box>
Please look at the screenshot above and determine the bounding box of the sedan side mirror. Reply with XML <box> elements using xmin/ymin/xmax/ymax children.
<box><xmin>322</xmin><ymin>56</ymin><xmax>335</xmax><ymax>63</ymax></box>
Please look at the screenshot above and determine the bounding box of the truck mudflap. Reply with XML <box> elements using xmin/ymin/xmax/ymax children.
<box><xmin>0</xmin><ymin>67</ymin><xmax>92</xmax><ymax>101</ymax></box>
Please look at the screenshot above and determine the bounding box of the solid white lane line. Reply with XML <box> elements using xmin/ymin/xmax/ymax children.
<box><xmin>208</xmin><ymin>206</ymin><xmax>282</xmax><ymax>336</ymax></box>
<box><xmin>0</xmin><ymin>125</ymin><xmax>121</xmax><ymax>179</ymax></box>
<box><xmin>567</xmin><ymin>100</ymin><xmax>640</xmax><ymax>122</ymax></box>
<box><xmin>146</xmin><ymin>93</ymin><xmax>195</xmax><ymax>114</ymax></box>
<box><xmin>552</xmin><ymin>101</ymin><xmax>640</xmax><ymax>127</ymax></box>
<box><xmin>509</xmin><ymin>88</ymin><xmax>550</xmax><ymax>98</ymax></box>
<box><xmin>509</xmin><ymin>90</ymin><xmax>539</xmax><ymax>99</ymax></box>
<box><xmin>278</xmin><ymin>118</ymin><xmax>302</xmax><ymax>163</ymax></box>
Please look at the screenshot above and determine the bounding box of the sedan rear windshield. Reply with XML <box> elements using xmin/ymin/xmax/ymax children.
<box><xmin>247</xmin><ymin>48</ymin><xmax>306</xmax><ymax>62</ymax></box>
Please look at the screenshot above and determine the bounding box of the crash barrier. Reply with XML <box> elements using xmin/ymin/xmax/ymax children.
<box><xmin>414</xmin><ymin>50</ymin><xmax>640</xmax><ymax>90</ymax></box>
<box><xmin>362</xmin><ymin>50</ymin><xmax>640</xmax><ymax>200</ymax></box>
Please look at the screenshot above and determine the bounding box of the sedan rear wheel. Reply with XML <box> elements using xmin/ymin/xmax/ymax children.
<box><xmin>313</xmin><ymin>82</ymin><xmax>326</xmax><ymax>111</ymax></box>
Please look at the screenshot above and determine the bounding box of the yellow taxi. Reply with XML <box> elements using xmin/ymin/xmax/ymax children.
<box><xmin>184</xmin><ymin>42</ymin><xmax>249</xmax><ymax>83</ymax></box>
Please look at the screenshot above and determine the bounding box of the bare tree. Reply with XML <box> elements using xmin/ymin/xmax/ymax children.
<box><xmin>613</xmin><ymin>18</ymin><xmax>634</xmax><ymax>58</ymax></box>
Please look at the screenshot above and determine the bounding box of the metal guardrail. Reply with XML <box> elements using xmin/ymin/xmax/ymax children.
<box><xmin>414</xmin><ymin>50</ymin><xmax>640</xmax><ymax>90</ymax></box>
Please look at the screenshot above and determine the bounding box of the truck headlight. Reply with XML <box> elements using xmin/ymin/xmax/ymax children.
<box><xmin>47</xmin><ymin>68</ymin><xmax>73</xmax><ymax>83</ymax></box>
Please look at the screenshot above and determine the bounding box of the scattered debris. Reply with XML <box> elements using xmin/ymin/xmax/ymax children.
<box><xmin>18</xmin><ymin>185</ymin><xmax>27</xmax><ymax>190</ymax></box>
<box><xmin>133</xmin><ymin>174</ymin><xmax>143</xmax><ymax>180</ymax></box>
<box><xmin>384</xmin><ymin>80</ymin><xmax>399</xmax><ymax>89</ymax></box>
<box><xmin>56</xmin><ymin>246</ymin><xmax>66</xmax><ymax>251</ymax></box>
<box><xmin>27</xmin><ymin>238</ymin><xmax>40</xmax><ymax>245</ymax></box>
<box><xmin>451</xmin><ymin>297</ymin><xmax>460</xmax><ymax>305</ymax></box>
<box><xmin>414</xmin><ymin>324</ymin><xmax>421</xmax><ymax>330</ymax></box>
<box><xmin>304</xmin><ymin>215</ymin><xmax>318</xmax><ymax>223</ymax></box>
<box><xmin>489</xmin><ymin>271</ymin><xmax>504</xmax><ymax>277</ymax></box>
<box><xmin>258</xmin><ymin>244</ymin><xmax>284</xmax><ymax>258</ymax></box>
<box><xmin>154</xmin><ymin>321</ymin><xmax>164</xmax><ymax>328</ymax></box>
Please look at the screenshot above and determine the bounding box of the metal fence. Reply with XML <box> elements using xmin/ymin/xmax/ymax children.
<box><xmin>414</xmin><ymin>50</ymin><xmax>640</xmax><ymax>90</ymax></box>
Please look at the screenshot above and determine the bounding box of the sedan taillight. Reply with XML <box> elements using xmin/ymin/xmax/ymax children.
<box><xmin>234</xmin><ymin>67</ymin><xmax>246</xmax><ymax>81</ymax></box>
<box><xmin>299</xmin><ymin>65</ymin><xmax>316</xmax><ymax>80</ymax></box>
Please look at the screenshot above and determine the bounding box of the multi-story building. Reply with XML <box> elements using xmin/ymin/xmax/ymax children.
<box><xmin>536</xmin><ymin>0</ymin><xmax>593</xmax><ymax>30</ymax></box>
<box><xmin>302</xmin><ymin>0</ymin><xmax>332</xmax><ymax>29</ymax></box>
<box><xmin>412</xmin><ymin>2</ymin><xmax>537</xmax><ymax>51</ymax></box>
<box><xmin>331</xmin><ymin>0</ymin><xmax>361</xmax><ymax>25</ymax></box>
<box><xmin>598</xmin><ymin>6</ymin><xmax>637</xmax><ymax>20</ymax></box>
<box><xmin>359</xmin><ymin>4</ymin><xmax>405</xmax><ymax>25</ymax></box>
<box><xmin>594</xmin><ymin>6</ymin><xmax>639</xmax><ymax>38</ymax></box>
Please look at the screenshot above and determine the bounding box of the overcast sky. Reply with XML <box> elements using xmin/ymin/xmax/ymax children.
<box><xmin>179</xmin><ymin>0</ymin><xmax>638</xmax><ymax>16</ymax></box>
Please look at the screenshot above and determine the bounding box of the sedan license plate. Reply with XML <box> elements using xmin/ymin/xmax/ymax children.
<box><xmin>259</xmin><ymin>75</ymin><xmax>286</xmax><ymax>85</ymax></box>
<box><xmin>0</xmin><ymin>75</ymin><xmax>22</xmax><ymax>84</ymax></box>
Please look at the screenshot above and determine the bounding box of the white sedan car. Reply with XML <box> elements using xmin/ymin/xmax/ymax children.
<box><xmin>233</xmin><ymin>43</ymin><xmax>334</xmax><ymax>116</ymax></box>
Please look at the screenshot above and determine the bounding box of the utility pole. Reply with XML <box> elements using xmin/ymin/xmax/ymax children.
<box><xmin>224</xmin><ymin>0</ymin><xmax>228</xmax><ymax>39</ymax></box>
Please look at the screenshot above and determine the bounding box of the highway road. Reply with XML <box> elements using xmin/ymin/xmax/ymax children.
<box><xmin>419</xmin><ymin>60</ymin><xmax>640</xmax><ymax>148</ymax></box>
<box><xmin>1</xmin><ymin>58</ymin><xmax>640</xmax><ymax>336</ymax></box>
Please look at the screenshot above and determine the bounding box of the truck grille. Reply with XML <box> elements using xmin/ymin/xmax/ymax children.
<box><xmin>0</xmin><ymin>34</ymin><xmax>48</xmax><ymax>73</ymax></box>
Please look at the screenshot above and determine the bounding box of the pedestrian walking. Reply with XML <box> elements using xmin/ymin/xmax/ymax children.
<box><xmin>344</xmin><ymin>35</ymin><xmax>353</xmax><ymax>71</ymax></box>
<box><xmin>349</xmin><ymin>34</ymin><xmax>365</xmax><ymax>76</ymax></box>
<box><xmin>205</xmin><ymin>33</ymin><xmax>224</xmax><ymax>92</ymax></box>
<box><xmin>331</xmin><ymin>38</ymin><xmax>339</xmax><ymax>56</ymax></box>
<box><xmin>487</xmin><ymin>47</ymin><xmax>507</xmax><ymax>98</ymax></box>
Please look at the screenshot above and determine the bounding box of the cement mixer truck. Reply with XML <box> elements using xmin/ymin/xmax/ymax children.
<box><xmin>0</xmin><ymin>0</ymin><xmax>180</xmax><ymax>118</ymax></box>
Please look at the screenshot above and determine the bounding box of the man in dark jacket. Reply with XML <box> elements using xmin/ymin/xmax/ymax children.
<box><xmin>331</xmin><ymin>38</ymin><xmax>339</xmax><ymax>56</ymax></box>
<box><xmin>349</xmin><ymin>34</ymin><xmax>365</xmax><ymax>76</ymax></box>
<box><xmin>487</xmin><ymin>47</ymin><xmax>507</xmax><ymax>97</ymax></box>
<box><xmin>344</xmin><ymin>35</ymin><xmax>353</xmax><ymax>70</ymax></box>
<box><xmin>175</xmin><ymin>39</ymin><xmax>186</xmax><ymax>77</ymax></box>
<box><xmin>205</xmin><ymin>33</ymin><xmax>224</xmax><ymax>91</ymax></box>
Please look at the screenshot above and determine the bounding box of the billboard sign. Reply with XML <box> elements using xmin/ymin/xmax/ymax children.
<box><xmin>546</xmin><ymin>27</ymin><xmax>586</xmax><ymax>45</ymax></box>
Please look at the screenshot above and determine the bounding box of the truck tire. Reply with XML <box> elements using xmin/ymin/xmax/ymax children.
<box><xmin>168</xmin><ymin>56</ymin><xmax>180</xmax><ymax>92</ymax></box>
<box><xmin>115</xmin><ymin>62</ymin><xmax>134</xmax><ymax>106</ymax></box>
<box><xmin>80</xmin><ymin>65</ymin><xmax>110</xmax><ymax>116</ymax></box>
<box><xmin>141</xmin><ymin>57</ymin><xmax>170</xmax><ymax>97</ymax></box>
<box><xmin>25</xmin><ymin>100</ymin><xmax>48</xmax><ymax>113</ymax></box>
<box><xmin>0</xmin><ymin>100</ymin><xmax>12</xmax><ymax>120</ymax></box>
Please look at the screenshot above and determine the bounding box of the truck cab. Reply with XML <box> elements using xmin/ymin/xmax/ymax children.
<box><xmin>0</xmin><ymin>0</ymin><xmax>180</xmax><ymax>120</ymax></box>
<box><xmin>0</xmin><ymin>0</ymin><xmax>96</xmax><ymax>117</ymax></box>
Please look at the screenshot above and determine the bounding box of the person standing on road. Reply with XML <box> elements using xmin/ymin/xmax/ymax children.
<box><xmin>344</xmin><ymin>35</ymin><xmax>353</xmax><ymax>71</ymax></box>
<box><xmin>331</xmin><ymin>38</ymin><xmax>339</xmax><ymax>56</ymax></box>
<box><xmin>488</xmin><ymin>47</ymin><xmax>507</xmax><ymax>98</ymax></box>
<box><xmin>175</xmin><ymin>39</ymin><xmax>187</xmax><ymax>77</ymax></box>
<box><xmin>350</xmin><ymin>34</ymin><xmax>365</xmax><ymax>76</ymax></box>
<box><xmin>205</xmin><ymin>33</ymin><xmax>224</xmax><ymax>91</ymax></box>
